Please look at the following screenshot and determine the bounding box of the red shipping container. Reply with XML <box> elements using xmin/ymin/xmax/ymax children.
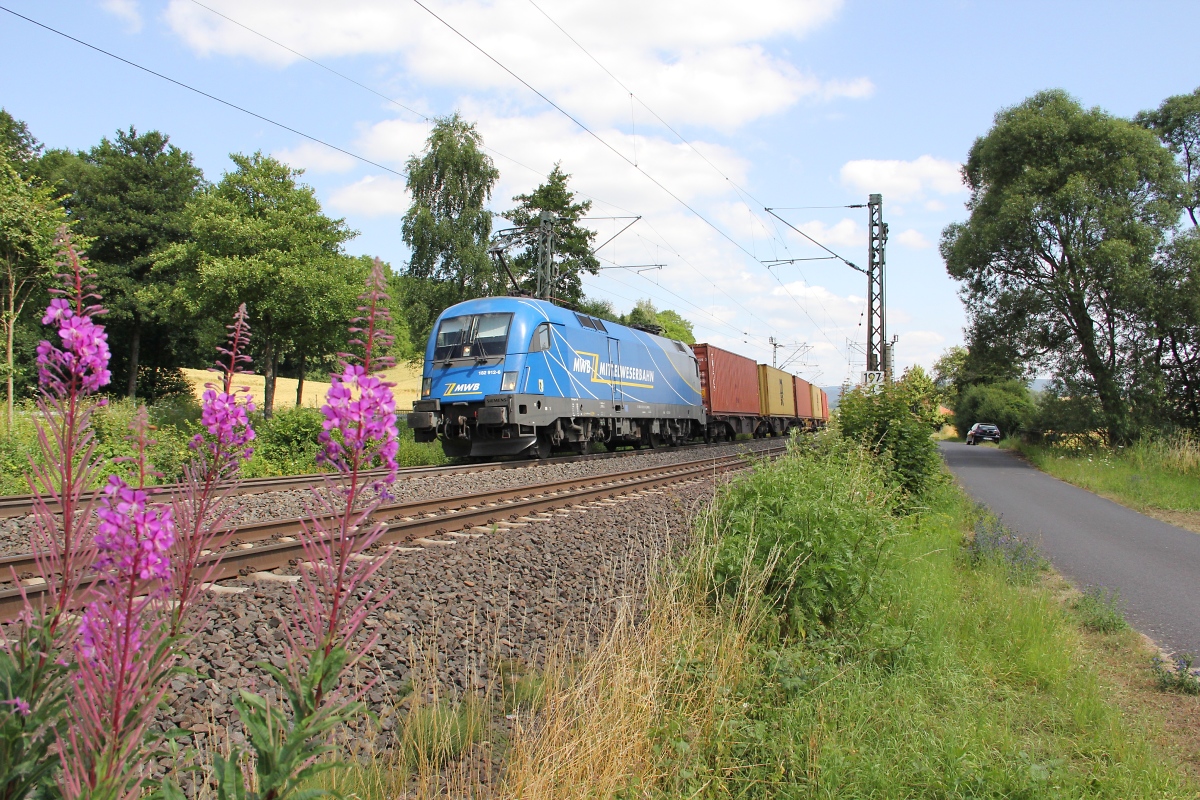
<box><xmin>693</xmin><ymin>343</ymin><xmax>760</xmax><ymax>415</ymax></box>
<box><xmin>794</xmin><ymin>376</ymin><xmax>813</xmax><ymax>418</ymax></box>
<box><xmin>820</xmin><ymin>390</ymin><xmax>829</xmax><ymax>420</ymax></box>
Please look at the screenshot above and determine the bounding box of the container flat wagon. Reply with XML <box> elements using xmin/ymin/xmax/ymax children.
<box><xmin>693</xmin><ymin>342</ymin><xmax>760</xmax><ymax>440</ymax></box>
<box><xmin>757</xmin><ymin>364</ymin><xmax>798</xmax><ymax>436</ymax></box>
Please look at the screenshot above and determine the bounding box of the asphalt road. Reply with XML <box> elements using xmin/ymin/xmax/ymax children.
<box><xmin>939</xmin><ymin>441</ymin><xmax>1200</xmax><ymax>657</ymax></box>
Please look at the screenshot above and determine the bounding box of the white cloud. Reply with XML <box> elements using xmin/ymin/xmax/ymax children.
<box><xmin>923</xmin><ymin>199</ymin><xmax>945</xmax><ymax>212</ymax></box>
<box><xmin>786</xmin><ymin>218</ymin><xmax>862</xmax><ymax>250</ymax></box>
<box><xmin>100</xmin><ymin>0</ymin><xmax>142</xmax><ymax>31</ymax></box>
<box><xmin>162</xmin><ymin>0</ymin><xmax>867</xmax><ymax>130</ymax></box>
<box><xmin>273</xmin><ymin>142</ymin><xmax>357</xmax><ymax>174</ymax></box>
<box><xmin>895</xmin><ymin>228</ymin><xmax>931</xmax><ymax>249</ymax></box>
<box><xmin>840</xmin><ymin>155</ymin><xmax>964</xmax><ymax>201</ymax></box>
<box><xmin>329</xmin><ymin>175</ymin><xmax>410</xmax><ymax>217</ymax></box>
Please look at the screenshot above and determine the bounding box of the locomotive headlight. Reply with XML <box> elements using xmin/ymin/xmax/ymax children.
<box><xmin>501</xmin><ymin>371</ymin><xmax>518</xmax><ymax>392</ymax></box>
<box><xmin>421</xmin><ymin>377</ymin><xmax>432</xmax><ymax>398</ymax></box>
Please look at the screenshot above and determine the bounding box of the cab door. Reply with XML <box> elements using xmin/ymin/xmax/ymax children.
<box><xmin>607</xmin><ymin>337</ymin><xmax>622</xmax><ymax>407</ymax></box>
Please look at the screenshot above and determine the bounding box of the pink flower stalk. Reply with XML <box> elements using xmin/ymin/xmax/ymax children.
<box><xmin>35</xmin><ymin>262</ymin><xmax>111</xmax><ymax>399</ymax></box>
<box><xmin>93</xmin><ymin>476</ymin><xmax>174</xmax><ymax>583</ymax></box>
<box><xmin>169</xmin><ymin>306</ymin><xmax>256</xmax><ymax>636</ymax></box>
<box><xmin>318</xmin><ymin>258</ymin><xmax>400</xmax><ymax>487</ymax></box>
<box><xmin>291</xmin><ymin>260</ymin><xmax>397</xmax><ymax>696</ymax></box>
<box><xmin>192</xmin><ymin>388</ymin><xmax>256</xmax><ymax>461</ymax></box>
<box><xmin>26</xmin><ymin>229</ymin><xmax>110</xmax><ymax>631</ymax></box>
<box><xmin>59</xmin><ymin>410</ymin><xmax>176</xmax><ymax>800</ymax></box>
<box><xmin>317</xmin><ymin>364</ymin><xmax>398</xmax><ymax>481</ymax></box>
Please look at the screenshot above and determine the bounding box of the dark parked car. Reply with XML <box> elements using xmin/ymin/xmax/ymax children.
<box><xmin>966</xmin><ymin>423</ymin><xmax>1001</xmax><ymax>445</ymax></box>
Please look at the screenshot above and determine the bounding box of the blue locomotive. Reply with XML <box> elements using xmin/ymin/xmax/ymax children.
<box><xmin>405</xmin><ymin>296</ymin><xmax>705</xmax><ymax>458</ymax></box>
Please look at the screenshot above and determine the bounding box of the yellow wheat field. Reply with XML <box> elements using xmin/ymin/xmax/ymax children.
<box><xmin>181</xmin><ymin>363</ymin><xmax>423</xmax><ymax>412</ymax></box>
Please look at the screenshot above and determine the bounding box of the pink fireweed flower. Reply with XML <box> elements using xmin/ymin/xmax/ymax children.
<box><xmin>317</xmin><ymin>364</ymin><xmax>399</xmax><ymax>482</ymax></box>
<box><xmin>190</xmin><ymin>388</ymin><xmax>256</xmax><ymax>461</ymax></box>
<box><xmin>41</xmin><ymin>298</ymin><xmax>72</xmax><ymax>325</ymax></box>
<box><xmin>93</xmin><ymin>475</ymin><xmax>174</xmax><ymax>583</ymax></box>
<box><xmin>36</xmin><ymin>309</ymin><xmax>111</xmax><ymax>397</ymax></box>
<box><xmin>4</xmin><ymin>698</ymin><xmax>31</xmax><ymax>717</ymax></box>
<box><xmin>76</xmin><ymin>606</ymin><xmax>143</xmax><ymax>665</ymax></box>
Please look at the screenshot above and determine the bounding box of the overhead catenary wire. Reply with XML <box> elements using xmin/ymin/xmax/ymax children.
<box><xmin>186</xmin><ymin>0</ymin><xmax>429</xmax><ymax>123</ymax></box>
<box><xmin>0</xmin><ymin>5</ymin><xmax>408</xmax><ymax>179</ymax></box>
<box><xmin>179</xmin><ymin>0</ymin><xmax>781</xmax><ymax>350</ymax></box>
<box><xmin>408</xmin><ymin>0</ymin><xmax>802</xmax><ymax>338</ymax></box>
<box><xmin>518</xmin><ymin>0</ymin><xmax>851</xmax><ymax>357</ymax></box>
<box><xmin>16</xmin><ymin>0</ymin><xmax>849</xmax><ymax>366</ymax></box>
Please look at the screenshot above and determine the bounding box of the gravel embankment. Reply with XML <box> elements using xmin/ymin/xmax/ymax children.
<box><xmin>156</xmin><ymin>470</ymin><xmax>727</xmax><ymax>787</ymax></box>
<box><xmin>0</xmin><ymin>440</ymin><xmax>777</xmax><ymax>557</ymax></box>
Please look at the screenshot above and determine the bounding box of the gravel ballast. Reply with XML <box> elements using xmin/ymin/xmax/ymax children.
<box><xmin>0</xmin><ymin>439</ymin><xmax>777</xmax><ymax>556</ymax></box>
<box><xmin>157</xmin><ymin>467</ymin><xmax>733</xmax><ymax>786</ymax></box>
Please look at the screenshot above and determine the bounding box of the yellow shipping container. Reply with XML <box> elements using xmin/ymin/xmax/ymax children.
<box><xmin>757</xmin><ymin>364</ymin><xmax>796</xmax><ymax>417</ymax></box>
<box><xmin>810</xmin><ymin>384</ymin><xmax>824</xmax><ymax>420</ymax></box>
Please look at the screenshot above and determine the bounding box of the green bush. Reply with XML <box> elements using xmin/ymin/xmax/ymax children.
<box><xmin>709</xmin><ymin>437</ymin><xmax>899</xmax><ymax>638</ymax></box>
<box><xmin>836</xmin><ymin>371</ymin><xmax>941</xmax><ymax>496</ymax></box>
<box><xmin>953</xmin><ymin>380</ymin><xmax>1034</xmax><ymax>439</ymax></box>
<box><xmin>245</xmin><ymin>406</ymin><xmax>326</xmax><ymax>477</ymax></box>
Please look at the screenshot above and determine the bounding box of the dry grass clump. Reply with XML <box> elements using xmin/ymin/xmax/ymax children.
<box><xmin>498</xmin><ymin>523</ymin><xmax>769</xmax><ymax>799</ymax></box>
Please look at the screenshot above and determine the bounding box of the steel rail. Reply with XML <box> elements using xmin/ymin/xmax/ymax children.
<box><xmin>0</xmin><ymin>439</ymin><xmax>734</xmax><ymax>519</ymax></box>
<box><xmin>0</xmin><ymin>445</ymin><xmax>784</xmax><ymax>621</ymax></box>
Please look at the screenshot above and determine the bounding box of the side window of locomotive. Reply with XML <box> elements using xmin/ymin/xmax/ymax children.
<box><xmin>434</xmin><ymin>316</ymin><xmax>472</xmax><ymax>360</ymax></box>
<box><xmin>529</xmin><ymin>322</ymin><xmax>551</xmax><ymax>352</ymax></box>
<box><xmin>473</xmin><ymin>313</ymin><xmax>513</xmax><ymax>357</ymax></box>
<box><xmin>590</xmin><ymin>317</ymin><xmax>608</xmax><ymax>333</ymax></box>
<box><xmin>575</xmin><ymin>313</ymin><xmax>596</xmax><ymax>330</ymax></box>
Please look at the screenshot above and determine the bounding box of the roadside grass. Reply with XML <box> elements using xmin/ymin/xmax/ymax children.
<box><xmin>494</xmin><ymin>438</ymin><xmax>1197</xmax><ymax>797</ymax></box>
<box><xmin>1009</xmin><ymin>436</ymin><xmax>1200</xmax><ymax>524</ymax></box>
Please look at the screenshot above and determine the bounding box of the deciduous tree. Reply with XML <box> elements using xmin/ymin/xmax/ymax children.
<box><xmin>502</xmin><ymin>163</ymin><xmax>598</xmax><ymax>305</ymax></box>
<box><xmin>0</xmin><ymin>108</ymin><xmax>42</xmax><ymax>176</ymax></box>
<box><xmin>62</xmin><ymin>128</ymin><xmax>203</xmax><ymax>398</ymax></box>
<box><xmin>0</xmin><ymin>152</ymin><xmax>69</xmax><ymax>426</ymax></box>
<box><xmin>941</xmin><ymin>90</ymin><xmax>1180</xmax><ymax>442</ymax></box>
<box><xmin>1138</xmin><ymin>86</ymin><xmax>1200</xmax><ymax>228</ymax></box>
<box><xmin>400</xmin><ymin>114</ymin><xmax>500</xmax><ymax>345</ymax></box>
<box><xmin>162</xmin><ymin>152</ymin><xmax>360</xmax><ymax>415</ymax></box>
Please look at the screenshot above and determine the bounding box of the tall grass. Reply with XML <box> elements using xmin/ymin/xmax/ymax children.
<box><xmin>496</xmin><ymin>437</ymin><xmax>1195</xmax><ymax>797</ymax></box>
<box><xmin>1013</xmin><ymin>433</ymin><xmax>1200</xmax><ymax>513</ymax></box>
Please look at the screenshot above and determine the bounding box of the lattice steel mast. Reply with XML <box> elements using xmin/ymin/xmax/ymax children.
<box><xmin>865</xmin><ymin>193</ymin><xmax>890</xmax><ymax>380</ymax></box>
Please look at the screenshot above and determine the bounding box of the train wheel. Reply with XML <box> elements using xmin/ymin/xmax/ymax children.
<box><xmin>531</xmin><ymin>432</ymin><xmax>552</xmax><ymax>460</ymax></box>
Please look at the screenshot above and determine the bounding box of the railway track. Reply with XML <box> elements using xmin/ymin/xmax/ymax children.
<box><xmin>0</xmin><ymin>444</ymin><xmax>786</xmax><ymax>620</ymax></box>
<box><xmin>0</xmin><ymin>440</ymin><xmax>738</xmax><ymax>519</ymax></box>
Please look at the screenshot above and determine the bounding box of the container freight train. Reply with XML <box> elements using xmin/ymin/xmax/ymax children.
<box><xmin>406</xmin><ymin>297</ymin><xmax>829</xmax><ymax>459</ymax></box>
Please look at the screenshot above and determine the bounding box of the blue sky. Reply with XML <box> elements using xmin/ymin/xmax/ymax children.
<box><xmin>2</xmin><ymin>0</ymin><xmax>1197</xmax><ymax>384</ymax></box>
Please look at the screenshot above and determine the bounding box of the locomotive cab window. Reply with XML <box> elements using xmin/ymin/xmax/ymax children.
<box><xmin>473</xmin><ymin>313</ymin><xmax>512</xmax><ymax>357</ymax></box>
<box><xmin>433</xmin><ymin>313</ymin><xmax>513</xmax><ymax>360</ymax></box>
<box><xmin>529</xmin><ymin>322</ymin><xmax>551</xmax><ymax>352</ymax></box>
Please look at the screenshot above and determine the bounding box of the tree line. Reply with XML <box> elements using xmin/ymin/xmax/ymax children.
<box><xmin>0</xmin><ymin>110</ymin><xmax>683</xmax><ymax>419</ymax></box>
<box><xmin>938</xmin><ymin>86</ymin><xmax>1200</xmax><ymax>443</ymax></box>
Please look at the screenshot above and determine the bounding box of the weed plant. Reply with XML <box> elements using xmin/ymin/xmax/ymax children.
<box><xmin>963</xmin><ymin>514</ymin><xmax>1048</xmax><ymax>583</ymax></box>
<box><xmin>1072</xmin><ymin>586</ymin><xmax>1129</xmax><ymax>633</ymax></box>
<box><xmin>1152</xmin><ymin>654</ymin><xmax>1200</xmax><ymax>695</ymax></box>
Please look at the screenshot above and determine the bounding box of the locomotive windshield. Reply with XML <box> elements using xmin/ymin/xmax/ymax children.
<box><xmin>434</xmin><ymin>313</ymin><xmax>513</xmax><ymax>360</ymax></box>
